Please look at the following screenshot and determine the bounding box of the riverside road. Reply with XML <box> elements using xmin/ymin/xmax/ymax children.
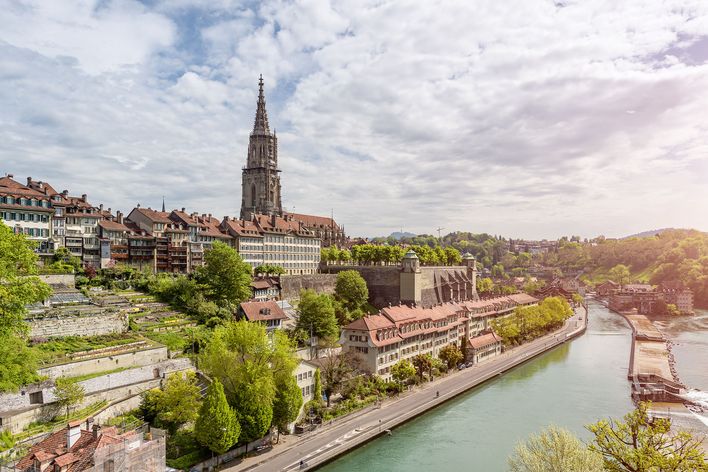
<box><xmin>224</xmin><ymin>308</ymin><xmax>587</xmax><ymax>472</ymax></box>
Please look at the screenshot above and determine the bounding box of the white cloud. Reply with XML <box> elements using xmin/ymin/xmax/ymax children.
<box><xmin>1</xmin><ymin>0</ymin><xmax>708</xmax><ymax>238</ymax></box>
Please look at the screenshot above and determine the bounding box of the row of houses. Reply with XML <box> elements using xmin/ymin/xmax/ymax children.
<box><xmin>339</xmin><ymin>293</ymin><xmax>538</xmax><ymax>381</ymax></box>
<box><xmin>1</xmin><ymin>174</ymin><xmax>330</xmax><ymax>275</ymax></box>
<box><xmin>596</xmin><ymin>280</ymin><xmax>694</xmax><ymax>315</ymax></box>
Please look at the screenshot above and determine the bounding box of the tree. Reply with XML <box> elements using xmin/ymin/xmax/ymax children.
<box><xmin>156</xmin><ymin>371</ymin><xmax>201</xmax><ymax>433</ymax></box>
<box><xmin>335</xmin><ymin>270</ymin><xmax>369</xmax><ymax>312</ymax></box>
<box><xmin>412</xmin><ymin>353</ymin><xmax>433</xmax><ymax>382</ymax></box>
<box><xmin>200</xmin><ymin>321</ymin><xmax>300</xmax><ymax>442</ymax></box>
<box><xmin>477</xmin><ymin>277</ymin><xmax>495</xmax><ymax>295</ymax></box>
<box><xmin>253</xmin><ymin>264</ymin><xmax>285</xmax><ymax>276</ymax></box>
<box><xmin>196</xmin><ymin>241</ymin><xmax>252</xmax><ymax>309</ymax></box>
<box><xmin>312</xmin><ymin>368</ymin><xmax>322</xmax><ymax>404</ymax></box>
<box><xmin>317</xmin><ymin>342</ymin><xmax>363</xmax><ymax>407</ymax></box>
<box><xmin>54</xmin><ymin>377</ymin><xmax>85</xmax><ymax>419</ymax></box>
<box><xmin>296</xmin><ymin>289</ymin><xmax>339</xmax><ymax>340</ymax></box>
<box><xmin>508</xmin><ymin>425</ymin><xmax>603</xmax><ymax>472</ymax></box>
<box><xmin>587</xmin><ymin>402</ymin><xmax>708</xmax><ymax>472</ymax></box>
<box><xmin>608</xmin><ymin>264</ymin><xmax>631</xmax><ymax>286</ymax></box>
<box><xmin>195</xmin><ymin>379</ymin><xmax>240</xmax><ymax>455</ymax></box>
<box><xmin>438</xmin><ymin>343</ymin><xmax>464</xmax><ymax>370</ymax></box>
<box><xmin>0</xmin><ymin>224</ymin><xmax>52</xmax><ymax>336</ymax></box>
<box><xmin>391</xmin><ymin>359</ymin><xmax>416</xmax><ymax>386</ymax></box>
<box><xmin>0</xmin><ymin>334</ymin><xmax>41</xmax><ymax>392</ymax></box>
<box><xmin>272</xmin><ymin>372</ymin><xmax>303</xmax><ymax>440</ymax></box>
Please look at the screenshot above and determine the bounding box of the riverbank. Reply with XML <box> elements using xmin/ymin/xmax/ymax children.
<box><xmin>223</xmin><ymin>308</ymin><xmax>588</xmax><ymax>472</ymax></box>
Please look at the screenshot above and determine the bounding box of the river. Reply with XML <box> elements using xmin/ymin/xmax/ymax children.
<box><xmin>319</xmin><ymin>301</ymin><xmax>638</xmax><ymax>471</ymax></box>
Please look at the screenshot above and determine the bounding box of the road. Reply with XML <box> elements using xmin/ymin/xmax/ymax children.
<box><xmin>224</xmin><ymin>308</ymin><xmax>587</xmax><ymax>472</ymax></box>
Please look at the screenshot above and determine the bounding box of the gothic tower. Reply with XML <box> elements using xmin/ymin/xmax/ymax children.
<box><xmin>240</xmin><ymin>75</ymin><xmax>283</xmax><ymax>220</ymax></box>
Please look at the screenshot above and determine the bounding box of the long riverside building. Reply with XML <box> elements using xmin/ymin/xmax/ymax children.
<box><xmin>340</xmin><ymin>293</ymin><xmax>538</xmax><ymax>380</ymax></box>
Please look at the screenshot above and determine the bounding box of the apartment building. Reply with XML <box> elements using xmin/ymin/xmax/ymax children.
<box><xmin>341</xmin><ymin>294</ymin><xmax>538</xmax><ymax>381</ymax></box>
<box><xmin>0</xmin><ymin>175</ymin><xmax>54</xmax><ymax>254</ymax></box>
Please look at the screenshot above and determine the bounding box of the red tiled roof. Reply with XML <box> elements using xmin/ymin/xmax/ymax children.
<box><xmin>240</xmin><ymin>300</ymin><xmax>288</xmax><ymax>321</ymax></box>
<box><xmin>468</xmin><ymin>332</ymin><xmax>502</xmax><ymax>349</ymax></box>
<box><xmin>221</xmin><ymin>217</ymin><xmax>263</xmax><ymax>237</ymax></box>
<box><xmin>132</xmin><ymin>207</ymin><xmax>172</xmax><ymax>224</ymax></box>
<box><xmin>283</xmin><ymin>212</ymin><xmax>340</xmax><ymax>230</ymax></box>
<box><xmin>98</xmin><ymin>220</ymin><xmax>131</xmax><ymax>232</ymax></box>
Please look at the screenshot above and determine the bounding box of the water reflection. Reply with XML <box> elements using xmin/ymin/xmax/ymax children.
<box><xmin>319</xmin><ymin>303</ymin><xmax>635</xmax><ymax>472</ymax></box>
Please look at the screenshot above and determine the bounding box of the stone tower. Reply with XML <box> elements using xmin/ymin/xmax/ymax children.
<box><xmin>400</xmin><ymin>249</ymin><xmax>422</xmax><ymax>305</ymax></box>
<box><xmin>240</xmin><ymin>75</ymin><xmax>283</xmax><ymax>220</ymax></box>
<box><xmin>463</xmin><ymin>252</ymin><xmax>480</xmax><ymax>301</ymax></box>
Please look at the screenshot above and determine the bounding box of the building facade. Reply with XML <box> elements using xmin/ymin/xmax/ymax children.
<box><xmin>340</xmin><ymin>294</ymin><xmax>537</xmax><ymax>381</ymax></box>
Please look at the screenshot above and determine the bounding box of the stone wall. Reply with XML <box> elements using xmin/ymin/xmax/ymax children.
<box><xmin>322</xmin><ymin>265</ymin><xmax>400</xmax><ymax>308</ymax></box>
<box><xmin>38</xmin><ymin>274</ymin><xmax>76</xmax><ymax>286</ymax></box>
<box><xmin>280</xmin><ymin>274</ymin><xmax>338</xmax><ymax>300</ymax></box>
<box><xmin>0</xmin><ymin>359</ymin><xmax>193</xmax><ymax>434</ymax></box>
<box><xmin>38</xmin><ymin>346</ymin><xmax>169</xmax><ymax>380</ymax></box>
<box><xmin>27</xmin><ymin>311</ymin><xmax>128</xmax><ymax>339</ymax></box>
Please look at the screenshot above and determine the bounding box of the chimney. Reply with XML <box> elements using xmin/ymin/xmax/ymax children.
<box><xmin>181</xmin><ymin>207</ymin><xmax>185</xmax><ymax>212</ymax></box>
<box><xmin>62</xmin><ymin>190</ymin><xmax>68</xmax><ymax>196</ymax></box>
<box><xmin>116</xmin><ymin>211</ymin><xmax>123</xmax><ymax>224</ymax></box>
<box><xmin>99</xmin><ymin>203</ymin><xmax>103</xmax><ymax>211</ymax></box>
<box><xmin>271</xmin><ymin>214</ymin><xmax>276</xmax><ymax>227</ymax></box>
<box><xmin>67</xmin><ymin>421</ymin><xmax>82</xmax><ymax>448</ymax></box>
<box><xmin>27</xmin><ymin>176</ymin><xmax>32</xmax><ymax>185</ymax></box>
<box><xmin>107</xmin><ymin>208</ymin><xmax>111</xmax><ymax>214</ymax></box>
<box><xmin>137</xmin><ymin>203</ymin><xmax>141</xmax><ymax>208</ymax></box>
<box><xmin>85</xmin><ymin>417</ymin><xmax>94</xmax><ymax>432</ymax></box>
<box><xmin>81</xmin><ymin>194</ymin><xmax>87</xmax><ymax>202</ymax></box>
<box><xmin>6</xmin><ymin>173</ymin><xmax>13</xmax><ymax>178</ymax></box>
<box><xmin>92</xmin><ymin>424</ymin><xmax>101</xmax><ymax>439</ymax></box>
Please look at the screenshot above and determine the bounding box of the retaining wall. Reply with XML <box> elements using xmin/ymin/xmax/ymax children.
<box><xmin>281</xmin><ymin>274</ymin><xmax>338</xmax><ymax>300</ymax></box>
<box><xmin>38</xmin><ymin>346</ymin><xmax>169</xmax><ymax>379</ymax></box>
<box><xmin>27</xmin><ymin>311</ymin><xmax>128</xmax><ymax>339</ymax></box>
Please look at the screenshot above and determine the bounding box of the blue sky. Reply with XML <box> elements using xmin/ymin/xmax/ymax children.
<box><xmin>2</xmin><ymin>0</ymin><xmax>708</xmax><ymax>239</ymax></box>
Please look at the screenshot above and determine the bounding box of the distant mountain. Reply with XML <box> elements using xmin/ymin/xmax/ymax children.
<box><xmin>388</xmin><ymin>231</ymin><xmax>417</xmax><ymax>240</ymax></box>
<box><xmin>622</xmin><ymin>228</ymin><xmax>678</xmax><ymax>239</ymax></box>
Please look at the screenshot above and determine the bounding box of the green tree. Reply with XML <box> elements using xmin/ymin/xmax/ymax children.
<box><xmin>317</xmin><ymin>342</ymin><xmax>362</xmax><ymax>407</ymax></box>
<box><xmin>0</xmin><ymin>225</ymin><xmax>51</xmax><ymax>392</ymax></box>
<box><xmin>508</xmin><ymin>425</ymin><xmax>603</xmax><ymax>472</ymax></box>
<box><xmin>272</xmin><ymin>372</ymin><xmax>303</xmax><ymax>440</ymax></box>
<box><xmin>587</xmin><ymin>402</ymin><xmax>708</xmax><ymax>472</ymax></box>
<box><xmin>195</xmin><ymin>379</ymin><xmax>240</xmax><ymax>455</ymax></box>
<box><xmin>438</xmin><ymin>343</ymin><xmax>464</xmax><ymax>370</ymax></box>
<box><xmin>608</xmin><ymin>264</ymin><xmax>632</xmax><ymax>286</ymax></box>
<box><xmin>0</xmin><ymin>335</ymin><xmax>41</xmax><ymax>392</ymax></box>
<box><xmin>312</xmin><ymin>368</ymin><xmax>322</xmax><ymax>404</ymax></box>
<box><xmin>253</xmin><ymin>264</ymin><xmax>285</xmax><ymax>276</ymax></box>
<box><xmin>412</xmin><ymin>353</ymin><xmax>433</xmax><ymax>382</ymax></box>
<box><xmin>335</xmin><ymin>270</ymin><xmax>369</xmax><ymax>312</ymax></box>
<box><xmin>200</xmin><ymin>321</ymin><xmax>300</xmax><ymax>442</ymax></box>
<box><xmin>477</xmin><ymin>277</ymin><xmax>495</xmax><ymax>295</ymax></box>
<box><xmin>296</xmin><ymin>289</ymin><xmax>339</xmax><ymax>340</ymax></box>
<box><xmin>156</xmin><ymin>371</ymin><xmax>201</xmax><ymax>433</ymax></box>
<box><xmin>54</xmin><ymin>377</ymin><xmax>85</xmax><ymax>419</ymax></box>
<box><xmin>391</xmin><ymin>359</ymin><xmax>416</xmax><ymax>386</ymax></box>
<box><xmin>196</xmin><ymin>241</ymin><xmax>252</xmax><ymax>309</ymax></box>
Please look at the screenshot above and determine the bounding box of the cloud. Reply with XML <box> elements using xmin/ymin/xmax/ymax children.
<box><xmin>1</xmin><ymin>0</ymin><xmax>708</xmax><ymax>239</ymax></box>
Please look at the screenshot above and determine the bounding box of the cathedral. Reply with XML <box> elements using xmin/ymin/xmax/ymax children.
<box><xmin>240</xmin><ymin>75</ymin><xmax>283</xmax><ymax>220</ymax></box>
<box><xmin>239</xmin><ymin>77</ymin><xmax>347</xmax><ymax>247</ymax></box>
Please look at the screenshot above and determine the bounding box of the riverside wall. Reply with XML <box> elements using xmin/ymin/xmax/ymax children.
<box><xmin>281</xmin><ymin>274</ymin><xmax>338</xmax><ymax>300</ymax></box>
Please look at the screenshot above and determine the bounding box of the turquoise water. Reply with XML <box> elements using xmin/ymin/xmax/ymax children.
<box><xmin>319</xmin><ymin>302</ymin><xmax>636</xmax><ymax>471</ymax></box>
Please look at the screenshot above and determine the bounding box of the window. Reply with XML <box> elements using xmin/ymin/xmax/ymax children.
<box><xmin>103</xmin><ymin>460</ymin><xmax>115</xmax><ymax>472</ymax></box>
<box><xmin>29</xmin><ymin>391</ymin><xmax>43</xmax><ymax>404</ymax></box>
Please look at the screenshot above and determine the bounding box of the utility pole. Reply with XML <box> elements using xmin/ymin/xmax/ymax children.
<box><xmin>436</xmin><ymin>227</ymin><xmax>445</xmax><ymax>245</ymax></box>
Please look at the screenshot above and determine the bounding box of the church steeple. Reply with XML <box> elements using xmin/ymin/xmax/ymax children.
<box><xmin>252</xmin><ymin>74</ymin><xmax>270</xmax><ymax>135</ymax></box>
<box><xmin>240</xmin><ymin>75</ymin><xmax>282</xmax><ymax>220</ymax></box>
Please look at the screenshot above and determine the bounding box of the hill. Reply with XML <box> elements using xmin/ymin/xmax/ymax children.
<box><xmin>622</xmin><ymin>228</ymin><xmax>681</xmax><ymax>239</ymax></box>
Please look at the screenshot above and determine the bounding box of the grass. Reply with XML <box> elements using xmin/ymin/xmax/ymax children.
<box><xmin>15</xmin><ymin>401</ymin><xmax>108</xmax><ymax>442</ymax></box>
<box><xmin>143</xmin><ymin>331</ymin><xmax>191</xmax><ymax>352</ymax></box>
<box><xmin>166</xmin><ymin>449</ymin><xmax>210</xmax><ymax>470</ymax></box>
<box><xmin>33</xmin><ymin>333</ymin><xmax>149</xmax><ymax>365</ymax></box>
<box><xmin>66</xmin><ymin>367</ymin><xmax>130</xmax><ymax>383</ymax></box>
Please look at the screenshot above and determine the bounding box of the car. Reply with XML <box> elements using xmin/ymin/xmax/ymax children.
<box><xmin>457</xmin><ymin>363</ymin><xmax>466</xmax><ymax>370</ymax></box>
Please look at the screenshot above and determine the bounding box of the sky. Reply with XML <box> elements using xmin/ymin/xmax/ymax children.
<box><xmin>1</xmin><ymin>0</ymin><xmax>708</xmax><ymax>240</ymax></box>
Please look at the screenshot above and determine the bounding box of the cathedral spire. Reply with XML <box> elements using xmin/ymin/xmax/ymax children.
<box><xmin>252</xmin><ymin>74</ymin><xmax>270</xmax><ymax>135</ymax></box>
